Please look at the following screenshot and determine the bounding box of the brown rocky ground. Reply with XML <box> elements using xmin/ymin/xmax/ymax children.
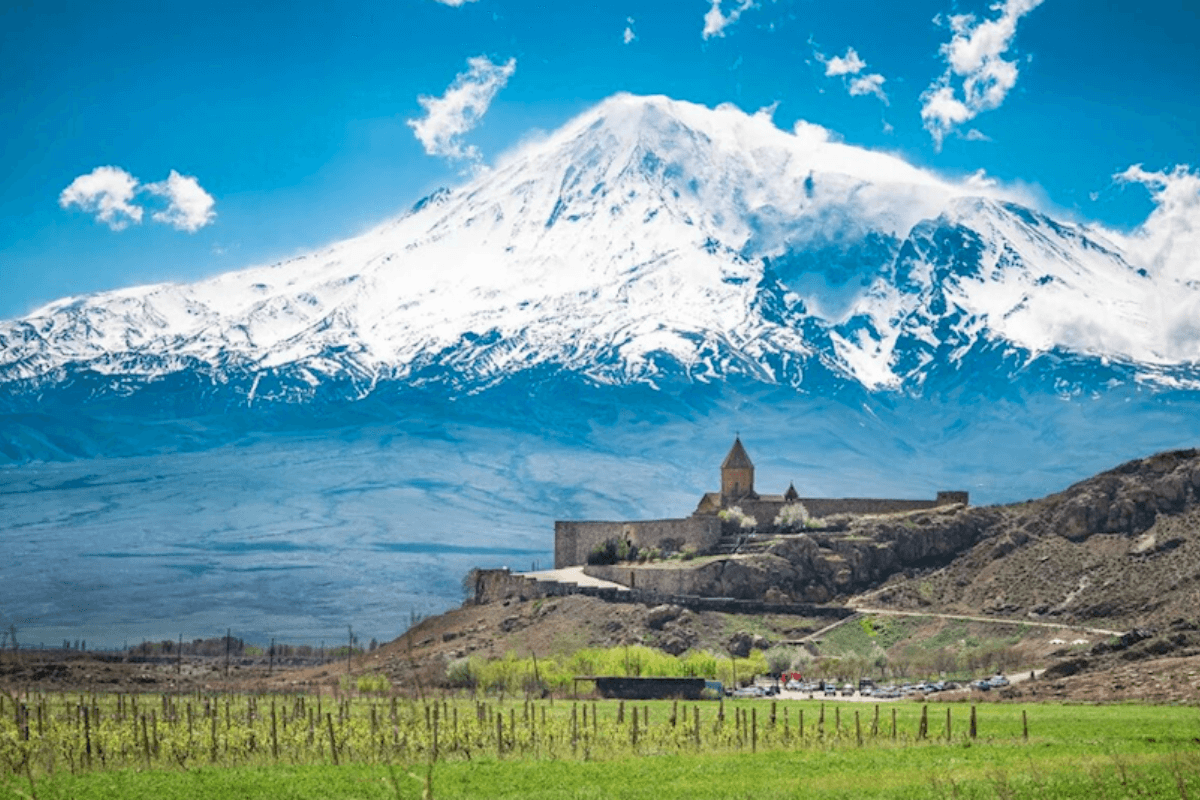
<box><xmin>866</xmin><ymin>449</ymin><xmax>1200</xmax><ymax>631</ymax></box>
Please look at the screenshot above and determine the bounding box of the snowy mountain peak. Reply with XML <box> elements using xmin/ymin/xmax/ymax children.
<box><xmin>2</xmin><ymin>94</ymin><xmax>1198</xmax><ymax>407</ymax></box>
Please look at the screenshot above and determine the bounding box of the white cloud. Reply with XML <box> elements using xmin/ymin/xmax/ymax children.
<box><xmin>965</xmin><ymin>168</ymin><xmax>998</xmax><ymax>189</ymax></box>
<box><xmin>848</xmin><ymin>73</ymin><xmax>888</xmax><ymax>104</ymax></box>
<box><xmin>430</xmin><ymin>0</ymin><xmax>479</xmax><ymax>5</ymax></box>
<box><xmin>823</xmin><ymin>47</ymin><xmax>866</xmax><ymax>77</ymax></box>
<box><xmin>60</xmin><ymin>166</ymin><xmax>216</xmax><ymax>233</ymax></box>
<box><xmin>1114</xmin><ymin>164</ymin><xmax>1200</xmax><ymax>284</ymax></box>
<box><xmin>624</xmin><ymin>16</ymin><xmax>636</xmax><ymax>44</ymax></box>
<box><xmin>702</xmin><ymin>0</ymin><xmax>753</xmax><ymax>40</ymax></box>
<box><xmin>59</xmin><ymin>166</ymin><xmax>143</xmax><ymax>231</ymax></box>
<box><xmin>921</xmin><ymin>0</ymin><xmax>1044</xmax><ymax>148</ymax></box>
<box><xmin>814</xmin><ymin>46</ymin><xmax>889</xmax><ymax>105</ymax></box>
<box><xmin>407</xmin><ymin>55</ymin><xmax>517</xmax><ymax>164</ymax></box>
<box><xmin>791</xmin><ymin>119</ymin><xmax>835</xmax><ymax>146</ymax></box>
<box><xmin>144</xmin><ymin>170</ymin><xmax>216</xmax><ymax>233</ymax></box>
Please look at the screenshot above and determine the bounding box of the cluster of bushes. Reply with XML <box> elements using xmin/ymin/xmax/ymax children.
<box><xmin>587</xmin><ymin>539</ymin><xmax>672</xmax><ymax>565</ymax></box>
<box><xmin>587</xmin><ymin>538</ymin><xmax>638</xmax><ymax>565</ymax></box>
<box><xmin>445</xmin><ymin>644</ymin><xmax>769</xmax><ymax>695</ymax></box>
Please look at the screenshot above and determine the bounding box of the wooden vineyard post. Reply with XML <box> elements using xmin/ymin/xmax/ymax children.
<box><xmin>140</xmin><ymin>714</ymin><xmax>151</xmax><ymax>769</ymax></box>
<box><xmin>799</xmin><ymin>708</ymin><xmax>804</xmax><ymax>740</ymax></box>
<box><xmin>872</xmin><ymin>704</ymin><xmax>879</xmax><ymax>737</ymax></box>
<box><xmin>835</xmin><ymin>706</ymin><xmax>841</xmax><ymax>735</ymax></box>
<box><xmin>970</xmin><ymin>705</ymin><xmax>977</xmax><ymax>739</ymax></box>
<box><xmin>83</xmin><ymin>705</ymin><xmax>93</xmax><ymax>768</ymax></box>
<box><xmin>945</xmin><ymin>707</ymin><xmax>951</xmax><ymax>740</ymax></box>
<box><xmin>1022</xmin><ymin>709</ymin><xmax>1028</xmax><ymax>741</ymax></box>
<box><xmin>210</xmin><ymin>710</ymin><xmax>218</xmax><ymax>763</ymax></box>
<box><xmin>571</xmin><ymin>703</ymin><xmax>578</xmax><ymax>755</ymax></box>
<box><xmin>694</xmin><ymin>706</ymin><xmax>701</xmax><ymax>748</ymax></box>
<box><xmin>751</xmin><ymin>707</ymin><xmax>757</xmax><ymax>753</ymax></box>
<box><xmin>496</xmin><ymin>712</ymin><xmax>503</xmax><ymax>758</ymax></box>
<box><xmin>326</xmin><ymin>713</ymin><xmax>338</xmax><ymax>765</ymax></box>
<box><xmin>891</xmin><ymin>707</ymin><xmax>897</xmax><ymax>740</ymax></box>
<box><xmin>918</xmin><ymin>705</ymin><xmax>928</xmax><ymax>740</ymax></box>
<box><xmin>618</xmin><ymin>701</ymin><xmax>625</xmax><ymax>725</ymax></box>
<box><xmin>770</xmin><ymin>700</ymin><xmax>776</xmax><ymax>728</ymax></box>
<box><xmin>271</xmin><ymin>700</ymin><xmax>279</xmax><ymax>761</ymax></box>
<box><xmin>631</xmin><ymin>705</ymin><xmax>639</xmax><ymax>749</ymax></box>
<box><xmin>818</xmin><ymin>703</ymin><xmax>824</xmax><ymax>737</ymax></box>
<box><xmin>855</xmin><ymin>710</ymin><xmax>862</xmax><ymax>746</ymax></box>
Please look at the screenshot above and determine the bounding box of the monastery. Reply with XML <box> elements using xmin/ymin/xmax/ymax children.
<box><xmin>554</xmin><ymin>437</ymin><xmax>968</xmax><ymax>569</ymax></box>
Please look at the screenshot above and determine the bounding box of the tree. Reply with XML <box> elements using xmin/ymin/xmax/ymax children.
<box><xmin>774</xmin><ymin>502</ymin><xmax>811</xmax><ymax>532</ymax></box>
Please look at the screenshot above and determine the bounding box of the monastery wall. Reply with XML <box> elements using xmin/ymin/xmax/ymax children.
<box><xmin>554</xmin><ymin>517</ymin><xmax>721</xmax><ymax>569</ymax></box>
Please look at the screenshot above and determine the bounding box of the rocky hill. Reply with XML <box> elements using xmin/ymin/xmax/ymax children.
<box><xmin>862</xmin><ymin>448</ymin><xmax>1200</xmax><ymax>630</ymax></box>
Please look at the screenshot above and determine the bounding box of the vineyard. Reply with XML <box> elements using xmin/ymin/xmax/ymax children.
<box><xmin>1</xmin><ymin>688</ymin><xmax>1002</xmax><ymax>776</ymax></box>
<box><xmin>1</xmin><ymin>689</ymin><xmax>1198</xmax><ymax>799</ymax></box>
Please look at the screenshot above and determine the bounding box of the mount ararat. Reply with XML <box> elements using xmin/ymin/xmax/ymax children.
<box><xmin>2</xmin><ymin>94</ymin><xmax>1199</xmax><ymax>647</ymax></box>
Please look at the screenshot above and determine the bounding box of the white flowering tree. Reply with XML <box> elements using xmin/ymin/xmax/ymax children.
<box><xmin>774</xmin><ymin>502</ymin><xmax>811</xmax><ymax>532</ymax></box>
<box><xmin>718</xmin><ymin>505</ymin><xmax>757</xmax><ymax>530</ymax></box>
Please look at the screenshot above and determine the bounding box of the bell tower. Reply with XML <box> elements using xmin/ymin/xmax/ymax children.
<box><xmin>720</xmin><ymin>436</ymin><xmax>755</xmax><ymax>503</ymax></box>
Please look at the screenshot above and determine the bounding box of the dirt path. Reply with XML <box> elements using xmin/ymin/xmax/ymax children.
<box><xmin>848</xmin><ymin>606</ymin><xmax>1123</xmax><ymax>637</ymax></box>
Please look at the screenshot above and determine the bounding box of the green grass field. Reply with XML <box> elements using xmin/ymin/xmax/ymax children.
<box><xmin>2</xmin><ymin>694</ymin><xmax>1198</xmax><ymax>799</ymax></box>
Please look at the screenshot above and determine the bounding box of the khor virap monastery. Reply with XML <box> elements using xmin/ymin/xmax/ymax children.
<box><xmin>554</xmin><ymin>438</ymin><xmax>968</xmax><ymax>569</ymax></box>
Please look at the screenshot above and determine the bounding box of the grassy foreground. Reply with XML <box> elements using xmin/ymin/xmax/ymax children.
<box><xmin>2</xmin><ymin>700</ymin><xmax>1198</xmax><ymax>799</ymax></box>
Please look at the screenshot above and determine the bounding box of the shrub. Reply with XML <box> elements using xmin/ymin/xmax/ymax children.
<box><xmin>356</xmin><ymin>673</ymin><xmax>392</xmax><ymax>695</ymax></box>
<box><xmin>718</xmin><ymin>506</ymin><xmax>757</xmax><ymax>530</ymax></box>
<box><xmin>774</xmin><ymin>502</ymin><xmax>811</xmax><ymax>532</ymax></box>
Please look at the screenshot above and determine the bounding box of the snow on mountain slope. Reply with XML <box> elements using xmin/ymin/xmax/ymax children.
<box><xmin>1</xmin><ymin>93</ymin><xmax>1198</xmax><ymax>400</ymax></box>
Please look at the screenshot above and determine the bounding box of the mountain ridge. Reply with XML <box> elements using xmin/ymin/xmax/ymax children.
<box><xmin>3</xmin><ymin>93</ymin><xmax>1198</xmax><ymax>413</ymax></box>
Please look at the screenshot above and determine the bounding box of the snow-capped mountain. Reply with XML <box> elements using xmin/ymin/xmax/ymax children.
<box><xmin>2</xmin><ymin>94</ymin><xmax>1199</xmax><ymax>414</ymax></box>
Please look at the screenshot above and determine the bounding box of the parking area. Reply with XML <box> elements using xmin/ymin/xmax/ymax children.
<box><xmin>732</xmin><ymin>672</ymin><xmax>1039</xmax><ymax>702</ymax></box>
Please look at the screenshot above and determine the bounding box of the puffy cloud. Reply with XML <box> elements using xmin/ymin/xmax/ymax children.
<box><xmin>1114</xmin><ymin>164</ymin><xmax>1200</xmax><ymax>284</ymax></box>
<box><xmin>815</xmin><ymin>46</ymin><xmax>888</xmax><ymax>105</ymax></box>
<box><xmin>59</xmin><ymin>166</ymin><xmax>143</xmax><ymax>231</ymax></box>
<box><xmin>407</xmin><ymin>55</ymin><xmax>516</xmax><ymax>164</ymax></box>
<box><xmin>144</xmin><ymin>170</ymin><xmax>216</xmax><ymax>233</ymax></box>
<box><xmin>702</xmin><ymin>0</ymin><xmax>753</xmax><ymax>40</ymax></box>
<box><xmin>791</xmin><ymin>119</ymin><xmax>835</xmax><ymax>146</ymax></box>
<box><xmin>823</xmin><ymin>47</ymin><xmax>866</xmax><ymax>77</ymax></box>
<box><xmin>59</xmin><ymin>166</ymin><xmax>215</xmax><ymax>232</ymax></box>
<box><xmin>624</xmin><ymin>16</ymin><xmax>636</xmax><ymax>44</ymax></box>
<box><xmin>848</xmin><ymin>73</ymin><xmax>888</xmax><ymax>104</ymax></box>
<box><xmin>921</xmin><ymin>0</ymin><xmax>1044</xmax><ymax>147</ymax></box>
<box><xmin>430</xmin><ymin>0</ymin><xmax>479</xmax><ymax>5</ymax></box>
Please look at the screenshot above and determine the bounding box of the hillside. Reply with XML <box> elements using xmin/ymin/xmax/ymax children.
<box><xmin>864</xmin><ymin>448</ymin><xmax>1200</xmax><ymax>630</ymax></box>
<box><xmin>318</xmin><ymin>447</ymin><xmax>1200</xmax><ymax>702</ymax></box>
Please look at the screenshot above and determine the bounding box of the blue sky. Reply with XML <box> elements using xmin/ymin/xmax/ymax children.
<box><xmin>1</xmin><ymin>0</ymin><xmax>1197</xmax><ymax>319</ymax></box>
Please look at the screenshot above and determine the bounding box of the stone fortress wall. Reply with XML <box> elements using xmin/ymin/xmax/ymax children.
<box><xmin>555</xmin><ymin>517</ymin><xmax>721</xmax><ymax>569</ymax></box>
<box><xmin>733</xmin><ymin>490</ymin><xmax>970</xmax><ymax>527</ymax></box>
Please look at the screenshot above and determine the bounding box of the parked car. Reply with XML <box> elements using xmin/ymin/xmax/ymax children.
<box><xmin>988</xmin><ymin>675</ymin><xmax>1010</xmax><ymax>688</ymax></box>
<box><xmin>972</xmin><ymin>679</ymin><xmax>992</xmax><ymax>691</ymax></box>
<box><xmin>823</xmin><ymin>682</ymin><xmax>837</xmax><ymax>696</ymax></box>
<box><xmin>784</xmin><ymin>679</ymin><xmax>801</xmax><ymax>691</ymax></box>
